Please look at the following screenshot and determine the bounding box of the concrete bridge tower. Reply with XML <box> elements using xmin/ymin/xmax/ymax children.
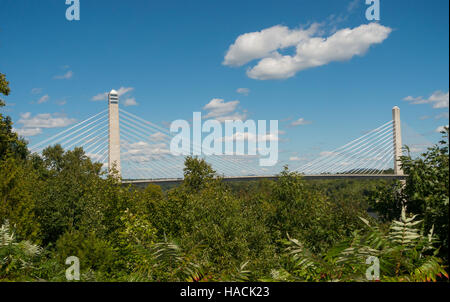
<box><xmin>108</xmin><ymin>89</ymin><xmax>121</xmax><ymax>176</ymax></box>
<box><xmin>392</xmin><ymin>106</ymin><xmax>403</xmax><ymax>175</ymax></box>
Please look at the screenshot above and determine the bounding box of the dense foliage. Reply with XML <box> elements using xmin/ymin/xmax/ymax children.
<box><xmin>0</xmin><ymin>73</ymin><xmax>448</xmax><ymax>282</ymax></box>
<box><xmin>370</xmin><ymin>128</ymin><xmax>449</xmax><ymax>262</ymax></box>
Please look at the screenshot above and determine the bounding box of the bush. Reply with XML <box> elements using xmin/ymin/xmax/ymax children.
<box><xmin>54</xmin><ymin>229</ymin><xmax>116</xmax><ymax>275</ymax></box>
<box><xmin>370</xmin><ymin>127</ymin><xmax>449</xmax><ymax>262</ymax></box>
<box><xmin>269</xmin><ymin>207</ymin><xmax>448</xmax><ymax>282</ymax></box>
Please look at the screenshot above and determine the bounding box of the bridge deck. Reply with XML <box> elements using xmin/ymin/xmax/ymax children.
<box><xmin>123</xmin><ymin>174</ymin><xmax>406</xmax><ymax>186</ymax></box>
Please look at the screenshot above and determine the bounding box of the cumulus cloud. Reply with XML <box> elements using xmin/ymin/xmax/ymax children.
<box><xmin>53</xmin><ymin>70</ymin><xmax>73</xmax><ymax>80</ymax></box>
<box><xmin>14</xmin><ymin>112</ymin><xmax>76</xmax><ymax>137</ymax></box>
<box><xmin>122</xmin><ymin>141</ymin><xmax>171</xmax><ymax>162</ymax></box>
<box><xmin>123</xmin><ymin>97</ymin><xmax>138</xmax><ymax>107</ymax></box>
<box><xmin>204</xmin><ymin>98</ymin><xmax>239</xmax><ymax>117</ymax></box>
<box><xmin>290</xmin><ymin>117</ymin><xmax>312</xmax><ymax>126</ymax></box>
<box><xmin>92</xmin><ymin>92</ymin><xmax>108</xmax><ymax>101</ymax></box>
<box><xmin>91</xmin><ymin>87</ymin><xmax>134</xmax><ymax>101</ymax></box>
<box><xmin>236</xmin><ymin>88</ymin><xmax>250</xmax><ymax>95</ymax></box>
<box><xmin>203</xmin><ymin>98</ymin><xmax>247</xmax><ymax>122</ymax></box>
<box><xmin>224</xmin><ymin>24</ymin><xmax>320</xmax><ymax>67</ymax></box>
<box><xmin>224</xmin><ymin>22</ymin><xmax>392</xmax><ymax>80</ymax></box>
<box><xmin>37</xmin><ymin>94</ymin><xmax>49</xmax><ymax>104</ymax></box>
<box><xmin>404</xmin><ymin>91</ymin><xmax>449</xmax><ymax>109</ymax></box>
<box><xmin>117</xmin><ymin>87</ymin><xmax>134</xmax><ymax>96</ymax></box>
<box><xmin>149</xmin><ymin>132</ymin><xmax>168</xmax><ymax>141</ymax></box>
<box><xmin>13</xmin><ymin>127</ymin><xmax>43</xmax><ymax>137</ymax></box>
<box><xmin>18</xmin><ymin>112</ymin><xmax>76</xmax><ymax>129</ymax></box>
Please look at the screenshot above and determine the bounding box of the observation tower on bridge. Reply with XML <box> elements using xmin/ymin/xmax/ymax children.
<box><xmin>392</xmin><ymin>106</ymin><xmax>404</xmax><ymax>176</ymax></box>
<box><xmin>108</xmin><ymin>89</ymin><xmax>121</xmax><ymax>176</ymax></box>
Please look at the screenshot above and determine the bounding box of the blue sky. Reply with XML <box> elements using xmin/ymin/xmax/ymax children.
<box><xmin>0</xmin><ymin>0</ymin><xmax>448</xmax><ymax>174</ymax></box>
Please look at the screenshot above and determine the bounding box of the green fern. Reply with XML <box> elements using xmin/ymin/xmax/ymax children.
<box><xmin>149</xmin><ymin>238</ymin><xmax>204</xmax><ymax>281</ymax></box>
<box><xmin>273</xmin><ymin>206</ymin><xmax>448</xmax><ymax>282</ymax></box>
<box><xmin>0</xmin><ymin>221</ymin><xmax>42</xmax><ymax>280</ymax></box>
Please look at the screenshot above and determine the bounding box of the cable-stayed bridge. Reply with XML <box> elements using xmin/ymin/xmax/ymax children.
<box><xmin>29</xmin><ymin>90</ymin><xmax>407</xmax><ymax>184</ymax></box>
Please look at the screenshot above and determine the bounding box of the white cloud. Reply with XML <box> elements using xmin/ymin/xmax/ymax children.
<box><xmin>224</xmin><ymin>22</ymin><xmax>392</xmax><ymax>80</ymax></box>
<box><xmin>53</xmin><ymin>70</ymin><xmax>73</xmax><ymax>80</ymax></box>
<box><xmin>91</xmin><ymin>86</ymin><xmax>134</xmax><ymax>101</ymax></box>
<box><xmin>31</xmin><ymin>88</ymin><xmax>42</xmax><ymax>94</ymax></box>
<box><xmin>14</xmin><ymin>112</ymin><xmax>76</xmax><ymax>137</ymax></box>
<box><xmin>289</xmin><ymin>156</ymin><xmax>302</xmax><ymax>161</ymax></box>
<box><xmin>18</xmin><ymin>112</ymin><xmax>76</xmax><ymax>128</ymax></box>
<box><xmin>203</xmin><ymin>98</ymin><xmax>247</xmax><ymax>122</ymax></box>
<box><xmin>290</xmin><ymin>117</ymin><xmax>312</xmax><ymax>126</ymax></box>
<box><xmin>435</xmin><ymin>112</ymin><xmax>449</xmax><ymax>120</ymax></box>
<box><xmin>13</xmin><ymin>127</ymin><xmax>43</xmax><ymax>137</ymax></box>
<box><xmin>319</xmin><ymin>151</ymin><xmax>338</xmax><ymax>157</ymax></box>
<box><xmin>92</xmin><ymin>92</ymin><xmax>108</xmax><ymax>101</ymax></box>
<box><xmin>236</xmin><ymin>88</ymin><xmax>250</xmax><ymax>95</ymax></box>
<box><xmin>224</xmin><ymin>24</ymin><xmax>320</xmax><ymax>67</ymax></box>
<box><xmin>404</xmin><ymin>91</ymin><xmax>449</xmax><ymax>109</ymax></box>
<box><xmin>122</xmin><ymin>141</ymin><xmax>171</xmax><ymax>162</ymax></box>
<box><xmin>117</xmin><ymin>87</ymin><xmax>134</xmax><ymax>96</ymax></box>
<box><xmin>123</xmin><ymin>97</ymin><xmax>138</xmax><ymax>107</ymax></box>
<box><xmin>435</xmin><ymin>125</ymin><xmax>449</xmax><ymax>133</ymax></box>
<box><xmin>21</xmin><ymin>112</ymin><xmax>31</xmax><ymax>119</ymax></box>
<box><xmin>149</xmin><ymin>132</ymin><xmax>168</xmax><ymax>141</ymax></box>
<box><xmin>219</xmin><ymin>131</ymin><xmax>279</xmax><ymax>143</ymax></box>
<box><xmin>408</xmin><ymin>143</ymin><xmax>432</xmax><ymax>153</ymax></box>
<box><xmin>204</xmin><ymin>98</ymin><xmax>239</xmax><ymax>116</ymax></box>
<box><xmin>37</xmin><ymin>94</ymin><xmax>49</xmax><ymax>104</ymax></box>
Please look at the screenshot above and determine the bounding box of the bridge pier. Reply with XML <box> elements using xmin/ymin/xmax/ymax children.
<box><xmin>108</xmin><ymin>89</ymin><xmax>121</xmax><ymax>177</ymax></box>
<box><xmin>392</xmin><ymin>106</ymin><xmax>403</xmax><ymax>176</ymax></box>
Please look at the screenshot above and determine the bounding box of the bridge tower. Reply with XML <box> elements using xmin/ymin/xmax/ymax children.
<box><xmin>108</xmin><ymin>89</ymin><xmax>121</xmax><ymax>177</ymax></box>
<box><xmin>392</xmin><ymin>106</ymin><xmax>403</xmax><ymax>175</ymax></box>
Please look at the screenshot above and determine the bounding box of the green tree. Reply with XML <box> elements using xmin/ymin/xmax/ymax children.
<box><xmin>55</xmin><ymin>229</ymin><xmax>116</xmax><ymax>275</ymax></box>
<box><xmin>35</xmin><ymin>145</ymin><xmax>104</xmax><ymax>244</ymax></box>
<box><xmin>0</xmin><ymin>158</ymin><xmax>41</xmax><ymax>241</ymax></box>
<box><xmin>268</xmin><ymin>166</ymin><xmax>370</xmax><ymax>253</ymax></box>
<box><xmin>0</xmin><ymin>73</ymin><xmax>27</xmax><ymax>161</ymax></box>
<box><xmin>0</xmin><ymin>73</ymin><xmax>10</xmax><ymax>107</ymax></box>
<box><xmin>0</xmin><ymin>73</ymin><xmax>37</xmax><ymax>240</ymax></box>
<box><xmin>182</xmin><ymin>156</ymin><xmax>217</xmax><ymax>192</ymax></box>
<box><xmin>370</xmin><ymin>128</ymin><xmax>449</xmax><ymax>261</ymax></box>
